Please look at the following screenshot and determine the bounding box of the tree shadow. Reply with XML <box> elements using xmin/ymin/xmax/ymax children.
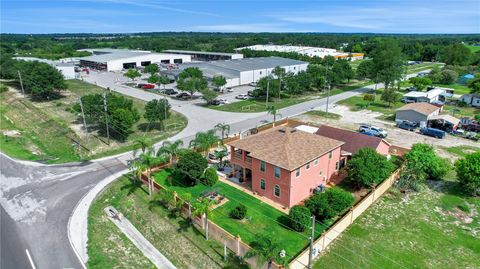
<box><xmin>137</xmin><ymin>122</ymin><xmax>163</xmax><ymax>132</ymax></box>
<box><xmin>120</xmin><ymin>175</ymin><xmax>149</xmax><ymax>196</ymax></box>
<box><xmin>177</xmin><ymin>218</ymin><xmax>193</xmax><ymax>233</ymax></box>
<box><xmin>276</xmin><ymin>215</ymin><xmax>291</xmax><ymax>228</ymax></box>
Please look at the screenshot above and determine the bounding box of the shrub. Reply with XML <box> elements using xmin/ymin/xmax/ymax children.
<box><xmin>288</xmin><ymin>205</ymin><xmax>311</xmax><ymax>232</ymax></box>
<box><xmin>201</xmin><ymin>167</ymin><xmax>218</xmax><ymax>186</ymax></box>
<box><xmin>305</xmin><ymin>187</ymin><xmax>354</xmax><ymax>220</ymax></box>
<box><xmin>455</xmin><ymin>152</ymin><xmax>480</xmax><ymax>197</ymax></box>
<box><xmin>347</xmin><ymin>148</ymin><xmax>395</xmax><ymax>188</ymax></box>
<box><xmin>229</xmin><ymin>204</ymin><xmax>247</xmax><ymax>220</ymax></box>
<box><xmin>363</xmin><ymin>94</ymin><xmax>375</xmax><ymax>102</ymax></box>
<box><xmin>475</xmin><ymin>113</ymin><xmax>480</xmax><ymax>122</ymax></box>
<box><xmin>404</xmin><ymin>143</ymin><xmax>450</xmax><ymax>181</ymax></box>
<box><xmin>173</xmin><ymin>150</ymin><xmax>208</xmax><ymax>186</ymax></box>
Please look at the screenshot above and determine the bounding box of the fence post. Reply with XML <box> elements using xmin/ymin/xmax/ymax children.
<box><xmin>372</xmin><ymin>186</ymin><xmax>376</xmax><ymax>202</ymax></box>
<box><xmin>322</xmin><ymin>233</ymin><xmax>326</xmax><ymax>251</ymax></box>
<box><xmin>350</xmin><ymin>206</ymin><xmax>354</xmax><ymax>224</ymax></box>
<box><xmin>236</xmin><ymin>234</ymin><xmax>242</xmax><ymax>256</ymax></box>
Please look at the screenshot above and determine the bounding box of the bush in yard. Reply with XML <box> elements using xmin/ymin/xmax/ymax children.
<box><xmin>347</xmin><ymin>148</ymin><xmax>396</xmax><ymax>188</ymax></box>
<box><xmin>229</xmin><ymin>204</ymin><xmax>247</xmax><ymax>220</ymax></box>
<box><xmin>305</xmin><ymin>187</ymin><xmax>354</xmax><ymax>220</ymax></box>
<box><xmin>363</xmin><ymin>94</ymin><xmax>375</xmax><ymax>102</ymax></box>
<box><xmin>404</xmin><ymin>143</ymin><xmax>450</xmax><ymax>181</ymax></box>
<box><xmin>455</xmin><ymin>152</ymin><xmax>480</xmax><ymax>196</ymax></box>
<box><xmin>201</xmin><ymin>167</ymin><xmax>218</xmax><ymax>186</ymax></box>
<box><xmin>288</xmin><ymin>205</ymin><xmax>311</xmax><ymax>232</ymax></box>
<box><xmin>173</xmin><ymin>150</ymin><xmax>208</xmax><ymax>186</ymax></box>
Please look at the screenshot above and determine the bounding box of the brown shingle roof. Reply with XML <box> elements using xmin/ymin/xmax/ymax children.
<box><xmin>397</xmin><ymin>103</ymin><xmax>440</xmax><ymax>116</ymax></box>
<box><xmin>228</xmin><ymin>127</ymin><xmax>344</xmax><ymax>171</ymax></box>
<box><xmin>315</xmin><ymin>125</ymin><xmax>390</xmax><ymax>155</ymax></box>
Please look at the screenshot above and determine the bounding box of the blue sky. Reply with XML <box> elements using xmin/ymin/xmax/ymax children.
<box><xmin>1</xmin><ymin>0</ymin><xmax>479</xmax><ymax>34</ymax></box>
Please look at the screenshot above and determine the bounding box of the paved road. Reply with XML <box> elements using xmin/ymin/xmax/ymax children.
<box><xmin>1</xmin><ymin>70</ymin><xmax>426</xmax><ymax>269</ymax></box>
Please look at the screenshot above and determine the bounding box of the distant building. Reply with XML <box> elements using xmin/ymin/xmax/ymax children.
<box><xmin>235</xmin><ymin>44</ymin><xmax>364</xmax><ymax>61</ymax></box>
<box><xmin>14</xmin><ymin>57</ymin><xmax>76</xmax><ymax>79</ymax></box>
<box><xmin>460</xmin><ymin>93</ymin><xmax>480</xmax><ymax>107</ymax></box>
<box><xmin>459</xmin><ymin>74</ymin><xmax>474</xmax><ymax>84</ymax></box>
<box><xmin>227</xmin><ymin>126</ymin><xmax>345</xmax><ymax>208</ymax></box>
<box><xmin>163</xmin><ymin>49</ymin><xmax>243</xmax><ymax>61</ymax></box>
<box><xmin>395</xmin><ymin>103</ymin><xmax>441</xmax><ymax>125</ymax></box>
<box><xmin>78</xmin><ymin>48</ymin><xmax>191</xmax><ymax>71</ymax></box>
<box><xmin>167</xmin><ymin>56</ymin><xmax>308</xmax><ymax>88</ymax></box>
<box><xmin>402</xmin><ymin>88</ymin><xmax>451</xmax><ymax>104</ymax></box>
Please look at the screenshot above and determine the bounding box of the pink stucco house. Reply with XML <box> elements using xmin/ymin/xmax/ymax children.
<box><xmin>227</xmin><ymin>127</ymin><xmax>345</xmax><ymax>208</ymax></box>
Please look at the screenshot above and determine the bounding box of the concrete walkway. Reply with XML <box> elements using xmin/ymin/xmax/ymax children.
<box><xmin>105</xmin><ymin>206</ymin><xmax>176</xmax><ymax>269</ymax></box>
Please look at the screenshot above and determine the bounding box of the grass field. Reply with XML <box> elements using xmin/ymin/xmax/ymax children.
<box><xmin>441</xmin><ymin>145</ymin><xmax>480</xmax><ymax>158</ymax></box>
<box><xmin>466</xmin><ymin>45</ymin><xmax>480</xmax><ymax>53</ymax></box>
<box><xmin>87</xmin><ymin>175</ymin><xmax>226</xmax><ymax>269</ymax></box>
<box><xmin>337</xmin><ymin>89</ymin><xmax>403</xmax><ymax>119</ymax></box>
<box><xmin>208</xmin><ymin>80</ymin><xmax>373</xmax><ymax>113</ymax></box>
<box><xmin>304</xmin><ymin>110</ymin><xmax>342</xmax><ymax>119</ymax></box>
<box><xmin>313</xmin><ymin>173</ymin><xmax>480</xmax><ymax>269</ymax></box>
<box><xmin>154</xmin><ymin>169</ymin><xmax>325</xmax><ymax>261</ymax></box>
<box><xmin>434</xmin><ymin>83</ymin><xmax>471</xmax><ymax>95</ymax></box>
<box><xmin>0</xmin><ymin>80</ymin><xmax>187</xmax><ymax>163</ymax></box>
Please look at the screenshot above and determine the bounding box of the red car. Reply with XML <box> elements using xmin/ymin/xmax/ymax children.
<box><xmin>142</xmin><ymin>84</ymin><xmax>155</xmax><ymax>89</ymax></box>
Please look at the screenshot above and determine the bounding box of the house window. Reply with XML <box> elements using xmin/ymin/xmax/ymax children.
<box><xmin>260</xmin><ymin>179</ymin><xmax>265</xmax><ymax>190</ymax></box>
<box><xmin>319</xmin><ymin>170</ymin><xmax>323</xmax><ymax>176</ymax></box>
<box><xmin>306</xmin><ymin>162</ymin><xmax>310</xmax><ymax>170</ymax></box>
<box><xmin>295</xmin><ymin>168</ymin><xmax>301</xmax><ymax>177</ymax></box>
<box><xmin>314</xmin><ymin>158</ymin><xmax>319</xmax><ymax>166</ymax></box>
<box><xmin>259</xmin><ymin>71</ymin><xmax>263</xmax><ymax>75</ymax></box>
<box><xmin>329</xmin><ymin>151</ymin><xmax>332</xmax><ymax>159</ymax></box>
<box><xmin>274</xmin><ymin>185</ymin><xmax>280</xmax><ymax>197</ymax></box>
<box><xmin>260</xmin><ymin>161</ymin><xmax>266</xmax><ymax>172</ymax></box>
<box><xmin>335</xmin><ymin>161</ymin><xmax>339</xmax><ymax>170</ymax></box>
<box><xmin>274</xmin><ymin>166</ymin><xmax>281</xmax><ymax>178</ymax></box>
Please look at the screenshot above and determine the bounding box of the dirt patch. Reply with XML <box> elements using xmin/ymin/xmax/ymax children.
<box><xmin>2</xmin><ymin>130</ymin><xmax>21</xmax><ymax>137</ymax></box>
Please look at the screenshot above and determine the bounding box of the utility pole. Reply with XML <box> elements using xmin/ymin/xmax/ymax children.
<box><xmin>324</xmin><ymin>63</ymin><xmax>330</xmax><ymax>116</ymax></box>
<box><xmin>103</xmin><ymin>93</ymin><xmax>110</xmax><ymax>145</ymax></box>
<box><xmin>374</xmin><ymin>72</ymin><xmax>379</xmax><ymax>100</ymax></box>
<box><xmin>308</xmin><ymin>215</ymin><xmax>316</xmax><ymax>269</ymax></box>
<box><xmin>79</xmin><ymin>97</ymin><xmax>88</xmax><ymax>132</ymax></box>
<box><xmin>265</xmin><ymin>77</ymin><xmax>270</xmax><ymax>109</ymax></box>
<box><xmin>17</xmin><ymin>70</ymin><xmax>25</xmax><ymax>95</ymax></box>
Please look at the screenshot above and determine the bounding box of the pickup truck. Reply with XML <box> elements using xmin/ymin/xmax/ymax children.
<box><xmin>420</xmin><ymin>127</ymin><xmax>445</xmax><ymax>139</ymax></box>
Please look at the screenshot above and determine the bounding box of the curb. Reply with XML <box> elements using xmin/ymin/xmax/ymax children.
<box><xmin>67</xmin><ymin>168</ymin><xmax>130</xmax><ymax>268</ymax></box>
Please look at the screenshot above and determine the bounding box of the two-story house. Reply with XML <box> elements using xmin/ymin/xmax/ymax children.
<box><xmin>227</xmin><ymin>127</ymin><xmax>345</xmax><ymax>208</ymax></box>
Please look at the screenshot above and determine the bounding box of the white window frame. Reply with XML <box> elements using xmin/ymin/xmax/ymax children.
<box><xmin>314</xmin><ymin>158</ymin><xmax>319</xmax><ymax>166</ymax></box>
<box><xmin>260</xmin><ymin>179</ymin><xmax>266</xmax><ymax>190</ymax></box>
<box><xmin>274</xmin><ymin>185</ymin><xmax>281</xmax><ymax>197</ymax></box>
<box><xmin>295</xmin><ymin>168</ymin><xmax>301</xmax><ymax>177</ymax></box>
<box><xmin>260</xmin><ymin>161</ymin><xmax>266</xmax><ymax>172</ymax></box>
<box><xmin>274</xmin><ymin>166</ymin><xmax>281</xmax><ymax>178</ymax></box>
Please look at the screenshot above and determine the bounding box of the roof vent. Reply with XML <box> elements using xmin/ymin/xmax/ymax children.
<box><xmin>278</xmin><ymin>129</ymin><xmax>286</xmax><ymax>133</ymax></box>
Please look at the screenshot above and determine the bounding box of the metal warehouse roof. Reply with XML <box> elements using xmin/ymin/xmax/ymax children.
<box><xmin>208</xmin><ymin>57</ymin><xmax>307</xmax><ymax>72</ymax></box>
<box><xmin>178</xmin><ymin>62</ymin><xmax>240</xmax><ymax>79</ymax></box>
<box><xmin>163</xmin><ymin>49</ymin><xmax>241</xmax><ymax>57</ymax></box>
<box><xmin>79</xmin><ymin>51</ymin><xmax>152</xmax><ymax>63</ymax></box>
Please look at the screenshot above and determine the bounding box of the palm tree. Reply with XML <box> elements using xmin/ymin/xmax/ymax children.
<box><xmin>133</xmin><ymin>137</ymin><xmax>152</xmax><ymax>156</ymax></box>
<box><xmin>131</xmin><ymin>149</ymin><xmax>160</xmax><ymax>196</ymax></box>
<box><xmin>266</xmin><ymin>106</ymin><xmax>282</xmax><ymax>127</ymax></box>
<box><xmin>193</xmin><ymin>198</ymin><xmax>215</xmax><ymax>240</ymax></box>
<box><xmin>189</xmin><ymin>130</ymin><xmax>219</xmax><ymax>157</ymax></box>
<box><xmin>273</xmin><ymin>66</ymin><xmax>286</xmax><ymax>101</ymax></box>
<box><xmin>214</xmin><ymin>146</ymin><xmax>229</xmax><ymax>171</ymax></box>
<box><xmin>244</xmin><ymin>235</ymin><xmax>286</xmax><ymax>269</ymax></box>
<box><xmin>214</xmin><ymin>122</ymin><xmax>231</xmax><ymax>141</ymax></box>
<box><xmin>157</xmin><ymin>139</ymin><xmax>184</xmax><ymax>164</ymax></box>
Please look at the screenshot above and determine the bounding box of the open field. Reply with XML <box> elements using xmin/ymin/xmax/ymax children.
<box><xmin>0</xmin><ymin>80</ymin><xmax>187</xmax><ymax>163</ymax></box>
<box><xmin>87</xmin><ymin>175</ymin><xmax>226</xmax><ymax>269</ymax></box>
<box><xmin>208</xmin><ymin>80</ymin><xmax>373</xmax><ymax>113</ymax></box>
<box><xmin>154</xmin><ymin>169</ymin><xmax>325</xmax><ymax>260</ymax></box>
<box><xmin>406</xmin><ymin>63</ymin><xmax>443</xmax><ymax>74</ymax></box>
<box><xmin>434</xmin><ymin>83</ymin><xmax>471</xmax><ymax>95</ymax></box>
<box><xmin>313</xmin><ymin>173</ymin><xmax>480</xmax><ymax>269</ymax></box>
<box><xmin>441</xmin><ymin>145</ymin><xmax>480</xmax><ymax>158</ymax></box>
<box><xmin>304</xmin><ymin>110</ymin><xmax>342</xmax><ymax>119</ymax></box>
<box><xmin>466</xmin><ymin>45</ymin><xmax>480</xmax><ymax>53</ymax></box>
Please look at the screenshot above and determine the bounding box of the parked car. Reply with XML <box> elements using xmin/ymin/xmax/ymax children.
<box><xmin>226</xmin><ymin>87</ymin><xmax>234</xmax><ymax>93</ymax></box>
<box><xmin>209</xmin><ymin>99</ymin><xmax>221</xmax><ymax>106</ymax></box>
<box><xmin>249</xmin><ymin>82</ymin><xmax>257</xmax><ymax>87</ymax></box>
<box><xmin>218</xmin><ymin>98</ymin><xmax>229</xmax><ymax>105</ymax></box>
<box><xmin>358</xmin><ymin>124</ymin><xmax>388</xmax><ymax>138</ymax></box>
<box><xmin>235</xmin><ymin>94</ymin><xmax>249</xmax><ymax>100</ymax></box>
<box><xmin>401</xmin><ymin>98</ymin><xmax>416</xmax><ymax>103</ymax></box>
<box><xmin>398</xmin><ymin>121</ymin><xmax>417</xmax><ymax>131</ymax></box>
<box><xmin>164</xmin><ymin>89</ymin><xmax>178</xmax><ymax>95</ymax></box>
<box><xmin>420</xmin><ymin>127</ymin><xmax>446</xmax><ymax>139</ymax></box>
<box><xmin>176</xmin><ymin>92</ymin><xmax>191</xmax><ymax>99</ymax></box>
<box><xmin>464</xmin><ymin>131</ymin><xmax>479</xmax><ymax>141</ymax></box>
<box><xmin>136</xmin><ymin>83</ymin><xmax>147</xmax><ymax>88</ymax></box>
<box><xmin>406</xmin><ymin>87</ymin><xmax>417</xmax><ymax>92</ymax></box>
<box><xmin>247</xmin><ymin>90</ymin><xmax>254</xmax><ymax>97</ymax></box>
<box><xmin>141</xmin><ymin>84</ymin><xmax>155</xmax><ymax>89</ymax></box>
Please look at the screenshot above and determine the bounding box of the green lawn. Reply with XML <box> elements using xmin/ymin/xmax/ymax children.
<box><xmin>441</xmin><ymin>145</ymin><xmax>480</xmax><ymax>158</ymax></box>
<box><xmin>443</xmin><ymin>105</ymin><xmax>479</xmax><ymax>118</ymax></box>
<box><xmin>434</xmin><ymin>83</ymin><xmax>471</xmax><ymax>95</ymax></box>
<box><xmin>154</xmin><ymin>169</ymin><xmax>325</xmax><ymax>261</ymax></box>
<box><xmin>406</xmin><ymin>63</ymin><xmax>443</xmax><ymax>74</ymax></box>
<box><xmin>349</xmin><ymin>59</ymin><xmax>365</xmax><ymax>71</ymax></box>
<box><xmin>337</xmin><ymin>89</ymin><xmax>403</xmax><ymax>118</ymax></box>
<box><xmin>208</xmin><ymin>80</ymin><xmax>373</xmax><ymax>113</ymax></box>
<box><xmin>466</xmin><ymin>45</ymin><xmax>480</xmax><ymax>53</ymax></box>
<box><xmin>0</xmin><ymin>80</ymin><xmax>187</xmax><ymax>163</ymax></box>
<box><xmin>88</xmin><ymin>175</ymin><xmax>226</xmax><ymax>269</ymax></box>
<box><xmin>313</xmin><ymin>173</ymin><xmax>480</xmax><ymax>269</ymax></box>
<box><xmin>304</xmin><ymin>110</ymin><xmax>342</xmax><ymax>119</ymax></box>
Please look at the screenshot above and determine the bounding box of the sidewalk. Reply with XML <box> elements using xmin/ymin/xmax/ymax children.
<box><xmin>105</xmin><ymin>206</ymin><xmax>176</xmax><ymax>269</ymax></box>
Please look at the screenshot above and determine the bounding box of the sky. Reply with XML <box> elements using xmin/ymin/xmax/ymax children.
<box><xmin>1</xmin><ymin>0</ymin><xmax>479</xmax><ymax>34</ymax></box>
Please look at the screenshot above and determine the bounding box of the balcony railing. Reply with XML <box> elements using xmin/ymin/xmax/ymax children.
<box><xmin>234</xmin><ymin>152</ymin><xmax>243</xmax><ymax>160</ymax></box>
<box><xmin>245</xmin><ymin>156</ymin><xmax>252</xmax><ymax>164</ymax></box>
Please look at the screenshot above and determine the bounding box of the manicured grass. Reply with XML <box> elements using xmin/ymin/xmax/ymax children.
<box><xmin>466</xmin><ymin>45</ymin><xmax>480</xmax><ymax>53</ymax></box>
<box><xmin>208</xmin><ymin>80</ymin><xmax>373</xmax><ymax>113</ymax></box>
<box><xmin>406</xmin><ymin>63</ymin><xmax>443</xmax><ymax>74</ymax></box>
<box><xmin>313</xmin><ymin>173</ymin><xmax>480</xmax><ymax>269</ymax></box>
<box><xmin>441</xmin><ymin>145</ymin><xmax>480</xmax><ymax>158</ymax></box>
<box><xmin>304</xmin><ymin>110</ymin><xmax>342</xmax><ymax>119</ymax></box>
<box><xmin>154</xmin><ymin>169</ymin><xmax>325</xmax><ymax>260</ymax></box>
<box><xmin>349</xmin><ymin>59</ymin><xmax>365</xmax><ymax>71</ymax></box>
<box><xmin>443</xmin><ymin>105</ymin><xmax>479</xmax><ymax>118</ymax></box>
<box><xmin>87</xmin><ymin>175</ymin><xmax>226</xmax><ymax>269</ymax></box>
<box><xmin>0</xmin><ymin>80</ymin><xmax>187</xmax><ymax>163</ymax></box>
<box><xmin>337</xmin><ymin>89</ymin><xmax>403</xmax><ymax>117</ymax></box>
<box><xmin>434</xmin><ymin>83</ymin><xmax>471</xmax><ymax>95</ymax></box>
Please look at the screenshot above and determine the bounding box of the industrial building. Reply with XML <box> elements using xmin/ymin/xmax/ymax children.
<box><xmin>235</xmin><ymin>44</ymin><xmax>364</xmax><ymax>61</ymax></box>
<box><xmin>15</xmin><ymin>57</ymin><xmax>76</xmax><ymax>79</ymax></box>
<box><xmin>78</xmin><ymin>48</ymin><xmax>191</xmax><ymax>71</ymax></box>
<box><xmin>166</xmin><ymin>56</ymin><xmax>308</xmax><ymax>88</ymax></box>
<box><xmin>163</xmin><ymin>49</ymin><xmax>243</xmax><ymax>61</ymax></box>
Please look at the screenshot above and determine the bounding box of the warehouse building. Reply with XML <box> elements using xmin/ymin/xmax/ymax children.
<box><xmin>167</xmin><ymin>56</ymin><xmax>308</xmax><ymax>88</ymax></box>
<box><xmin>163</xmin><ymin>49</ymin><xmax>243</xmax><ymax>61</ymax></box>
<box><xmin>235</xmin><ymin>44</ymin><xmax>364</xmax><ymax>61</ymax></box>
<box><xmin>15</xmin><ymin>57</ymin><xmax>76</xmax><ymax>79</ymax></box>
<box><xmin>78</xmin><ymin>49</ymin><xmax>191</xmax><ymax>71</ymax></box>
